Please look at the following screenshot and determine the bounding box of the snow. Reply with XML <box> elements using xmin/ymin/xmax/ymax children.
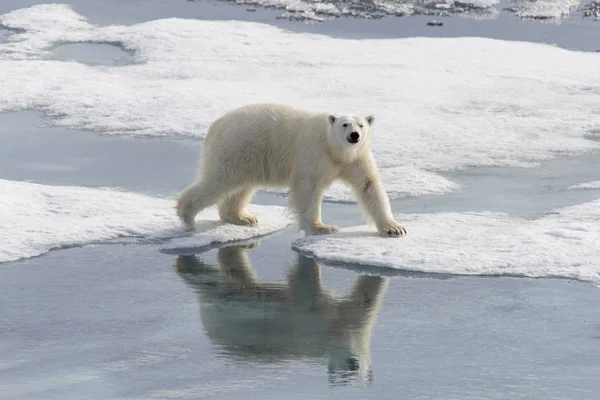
<box><xmin>1</xmin><ymin>5</ymin><xmax>600</xmax><ymax>203</ymax></box>
<box><xmin>568</xmin><ymin>181</ymin><xmax>600</xmax><ymax>190</ymax></box>
<box><xmin>293</xmin><ymin>199</ymin><xmax>600</xmax><ymax>285</ymax></box>
<box><xmin>0</xmin><ymin>179</ymin><xmax>293</xmax><ymax>263</ymax></box>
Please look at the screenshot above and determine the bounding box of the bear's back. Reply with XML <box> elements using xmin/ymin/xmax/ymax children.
<box><xmin>202</xmin><ymin>103</ymin><xmax>329</xmax><ymax>185</ymax></box>
<box><xmin>207</xmin><ymin>103</ymin><xmax>324</xmax><ymax>142</ymax></box>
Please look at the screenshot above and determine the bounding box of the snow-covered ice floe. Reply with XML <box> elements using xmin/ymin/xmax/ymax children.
<box><xmin>293</xmin><ymin>198</ymin><xmax>600</xmax><ymax>285</ymax></box>
<box><xmin>1</xmin><ymin>5</ymin><xmax>600</xmax><ymax>202</ymax></box>
<box><xmin>568</xmin><ymin>181</ymin><xmax>600</xmax><ymax>190</ymax></box>
<box><xmin>0</xmin><ymin>180</ymin><xmax>293</xmax><ymax>263</ymax></box>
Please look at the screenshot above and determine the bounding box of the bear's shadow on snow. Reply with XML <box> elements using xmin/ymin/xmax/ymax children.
<box><xmin>175</xmin><ymin>243</ymin><xmax>389</xmax><ymax>386</ymax></box>
<box><xmin>158</xmin><ymin>221</ymin><xmax>283</xmax><ymax>256</ymax></box>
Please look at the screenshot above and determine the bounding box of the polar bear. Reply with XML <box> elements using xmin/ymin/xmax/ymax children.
<box><xmin>177</xmin><ymin>103</ymin><xmax>406</xmax><ymax>236</ymax></box>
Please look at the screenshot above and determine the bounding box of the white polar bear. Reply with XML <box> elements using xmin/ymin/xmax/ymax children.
<box><xmin>177</xmin><ymin>103</ymin><xmax>407</xmax><ymax>236</ymax></box>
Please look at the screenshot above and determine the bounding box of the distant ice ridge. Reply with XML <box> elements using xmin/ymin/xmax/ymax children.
<box><xmin>209</xmin><ymin>0</ymin><xmax>501</xmax><ymax>21</ymax></box>
<box><xmin>0</xmin><ymin>179</ymin><xmax>293</xmax><ymax>263</ymax></box>
<box><xmin>210</xmin><ymin>0</ymin><xmax>583</xmax><ymax>21</ymax></box>
<box><xmin>293</xmin><ymin>198</ymin><xmax>600</xmax><ymax>285</ymax></box>
<box><xmin>568</xmin><ymin>181</ymin><xmax>600</xmax><ymax>190</ymax></box>
<box><xmin>506</xmin><ymin>0</ymin><xmax>580</xmax><ymax>20</ymax></box>
<box><xmin>1</xmin><ymin>4</ymin><xmax>600</xmax><ymax>203</ymax></box>
<box><xmin>581</xmin><ymin>1</ymin><xmax>600</xmax><ymax>19</ymax></box>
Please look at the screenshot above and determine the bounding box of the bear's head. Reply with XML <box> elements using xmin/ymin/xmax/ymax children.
<box><xmin>327</xmin><ymin>113</ymin><xmax>375</xmax><ymax>160</ymax></box>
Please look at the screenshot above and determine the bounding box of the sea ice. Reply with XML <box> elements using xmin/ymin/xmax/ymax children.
<box><xmin>293</xmin><ymin>198</ymin><xmax>600</xmax><ymax>284</ymax></box>
<box><xmin>568</xmin><ymin>181</ymin><xmax>600</xmax><ymax>190</ymax></box>
<box><xmin>0</xmin><ymin>179</ymin><xmax>293</xmax><ymax>263</ymax></box>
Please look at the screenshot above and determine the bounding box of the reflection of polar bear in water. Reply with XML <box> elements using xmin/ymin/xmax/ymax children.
<box><xmin>177</xmin><ymin>103</ymin><xmax>406</xmax><ymax>237</ymax></box>
<box><xmin>176</xmin><ymin>245</ymin><xmax>388</xmax><ymax>385</ymax></box>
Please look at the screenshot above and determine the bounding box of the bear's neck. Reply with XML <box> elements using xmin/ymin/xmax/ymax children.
<box><xmin>327</xmin><ymin>142</ymin><xmax>370</xmax><ymax>166</ymax></box>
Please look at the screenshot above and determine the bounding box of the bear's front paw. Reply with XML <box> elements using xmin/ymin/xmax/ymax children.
<box><xmin>307</xmin><ymin>223</ymin><xmax>339</xmax><ymax>236</ymax></box>
<box><xmin>377</xmin><ymin>220</ymin><xmax>407</xmax><ymax>237</ymax></box>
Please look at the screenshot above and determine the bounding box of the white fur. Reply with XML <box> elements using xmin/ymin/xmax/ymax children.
<box><xmin>176</xmin><ymin>245</ymin><xmax>388</xmax><ymax>384</ymax></box>
<box><xmin>177</xmin><ymin>103</ymin><xmax>406</xmax><ymax>236</ymax></box>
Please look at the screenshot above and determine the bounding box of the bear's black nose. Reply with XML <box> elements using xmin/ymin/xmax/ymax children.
<box><xmin>349</xmin><ymin>132</ymin><xmax>360</xmax><ymax>141</ymax></box>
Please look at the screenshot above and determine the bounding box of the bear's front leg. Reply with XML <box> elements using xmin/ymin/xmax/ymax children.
<box><xmin>291</xmin><ymin>175</ymin><xmax>339</xmax><ymax>236</ymax></box>
<box><xmin>343</xmin><ymin>157</ymin><xmax>407</xmax><ymax>237</ymax></box>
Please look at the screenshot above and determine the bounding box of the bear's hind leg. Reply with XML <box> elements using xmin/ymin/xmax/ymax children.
<box><xmin>218</xmin><ymin>187</ymin><xmax>258</xmax><ymax>226</ymax></box>
<box><xmin>177</xmin><ymin>179</ymin><xmax>235</xmax><ymax>231</ymax></box>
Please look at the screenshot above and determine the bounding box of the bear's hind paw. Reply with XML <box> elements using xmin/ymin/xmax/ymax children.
<box><xmin>221</xmin><ymin>213</ymin><xmax>259</xmax><ymax>227</ymax></box>
<box><xmin>306</xmin><ymin>223</ymin><xmax>339</xmax><ymax>236</ymax></box>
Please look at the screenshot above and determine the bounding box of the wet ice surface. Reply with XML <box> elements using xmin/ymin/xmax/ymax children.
<box><xmin>2</xmin><ymin>1</ymin><xmax>600</xmax><ymax>399</ymax></box>
<box><xmin>0</xmin><ymin>112</ymin><xmax>201</xmax><ymax>196</ymax></box>
<box><xmin>405</xmin><ymin>152</ymin><xmax>600</xmax><ymax>217</ymax></box>
<box><xmin>51</xmin><ymin>42</ymin><xmax>133</xmax><ymax>66</ymax></box>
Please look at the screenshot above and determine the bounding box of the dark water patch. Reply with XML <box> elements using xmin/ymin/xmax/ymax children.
<box><xmin>0</xmin><ymin>112</ymin><xmax>199</xmax><ymax>197</ymax></box>
<box><xmin>51</xmin><ymin>42</ymin><xmax>134</xmax><ymax>66</ymax></box>
<box><xmin>391</xmin><ymin>151</ymin><xmax>600</xmax><ymax>219</ymax></box>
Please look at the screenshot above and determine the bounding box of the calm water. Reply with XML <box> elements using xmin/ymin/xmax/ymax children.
<box><xmin>2</xmin><ymin>1</ymin><xmax>600</xmax><ymax>399</ymax></box>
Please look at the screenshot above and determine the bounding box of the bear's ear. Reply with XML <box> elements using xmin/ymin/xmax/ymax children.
<box><xmin>328</xmin><ymin>114</ymin><xmax>337</xmax><ymax>125</ymax></box>
<box><xmin>365</xmin><ymin>115</ymin><xmax>375</xmax><ymax>125</ymax></box>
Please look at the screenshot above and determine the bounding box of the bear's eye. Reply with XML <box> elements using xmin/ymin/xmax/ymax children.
<box><xmin>342</xmin><ymin>123</ymin><xmax>348</xmax><ymax>128</ymax></box>
<box><xmin>358</xmin><ymin>124</ymin><xmax>363</xmax><ymax>128</ymax></box>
